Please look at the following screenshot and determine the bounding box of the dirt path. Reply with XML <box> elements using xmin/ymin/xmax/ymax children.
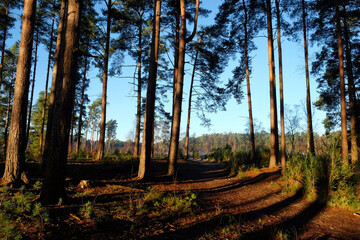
<box><xmin>150</xmin><ymin>159</ymin><xmax>360</xmax><ymax>239</ymax></box>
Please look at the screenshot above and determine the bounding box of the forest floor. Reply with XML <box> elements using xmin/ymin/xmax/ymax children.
<box><xmin>1</xmin><ymin>159</ymin><xmax>360</xmax><ymax>239</ymax></box>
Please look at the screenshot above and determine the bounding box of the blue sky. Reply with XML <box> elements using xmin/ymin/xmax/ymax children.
<box><xmin>7</xmin><ymin>1</ymin><xmax>326</xmax><ymax>141</ymax></box>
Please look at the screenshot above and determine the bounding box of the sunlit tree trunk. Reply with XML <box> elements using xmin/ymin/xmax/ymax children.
<box><xmin>97</xmin><ymin>0</ymin><xmax>112</xmax><ymax>160</ymax></box>
<box><xmin>275</xmin><ymin>0</ymin><xmax>286</xmax><ymax>169</ymax></box>
<box><xmin>168</xmin><ymin>0</ymin><xmax>199</xmax><ymax>176</ymax></box>
<box><xmin>266</xmin><ymin>0</ymin><xmax>278</xmax><ymax>168</ymax></box>
<box><xmin>138</xmin><ymin>0</ymin><xmax>162</xmax><ymax>179</ymax></box>
<box><xmin>3</xmin><ymin>73</ymin><xmax>15</xmax><ymax>157</ymax></box>
<box><xmin>26</xmin><ymin>30</ymin><xmax>39</xmax><ymax>145</ymax></box>
<box><xmin>242</xmin><ymin>0</ymin><xmax>255</xmax><ymax>163</ymax></box>
<box><xmin>83</xmin><ymin>108</ymin><xmax>93</xmax><ymax>150</ymax></box>
<box><xmin>335</xmin><ymin>0</ymin><xmax>348</xmax><ymax>164</ymax></box>
<box><xmin>40</xmin><ymin>4</ymin><xmax>56</xmax><ymax>154</ymax></box>
<box><xmin>2</xmin><ymin>0</ymin><xmax>36</xmax><ymax>184</ymax></box>
<box><xmin>184</xmin><ymin>37</ymin><xmax>201</xmax><ymax>160</ymax></box>
<box><xmin>301</xmin><ymin>0</ymin><xmax>315</xmax><ymax>154</ymax></box>
<box><xmin>0</xmin><ymin>4</ymin><xmax>9</xmax><ymax>87</ymax></box>
<box><xmin>134</xmin><ymin>9</ymin><xmax>144</xmax><ymax>158</ymax></box>
<box><xmin>41</xmin><ymin>0</ymin><xmax>81</xmax><ymax>204</ymax></box>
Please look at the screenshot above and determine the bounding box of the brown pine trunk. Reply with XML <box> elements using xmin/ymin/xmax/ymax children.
<box><xmin>26</xmin><ymin>30</ymin><xmax>39</xmax><ymax>146</ymax></box>
<box><xmin>302</xmin><ymin>0</ymin><xmax>315</xmax><ymax>154</ymax></box>
<box><xmin>335</xmin><ymin>0</ymin><xmax>348</xmax><ymax>164</ymax></box>
<box><xmin>41</xmin><ymin>0</ymin><xmax>81</xmax><ymax>204</ymax></box>
<box><xmin>342</xmin><ymin>8</ymin><xmax>358</xmax><ymax>164</ymax></box>
<box><xmin>275</xmin><ymin>0</ymin><xmax>286</xmax><ymax>170</ymax></box>
<box><xmin>83</xmin><ymin>108</ymin><xmax>93</xmax><ymax>150</ymax></box>
<box><xmin>243</xmin><ymin>0</ymin><xmax>255</xmax><ymax>163</ymax></box>
<box><xmin>97</xmin><ymin>0</ymin><xmax>111</xmax><ymax>161</ymax></box>
<box><xmin>184</xmin><ymin>37</ymin><xmax>201</xmax><ymax>160</ymax></box>
<box><xmin>0</xmin><ymin>4</ymin><xmax>9</xmax><ymax>87</ymax></box>
<box><xmin>133</xmin><ymin>10</ymin><xmax>144</xmax><ymax>158</ymax></box>
<box><xmin>3</xmin><ymin>73</ymin><xmax>15</xmax><ymax>156</ymax></box>
<box><xmin>168</xmin><ymin>0</ymin><xmax>199</xmax><ymax>176</ymax></box>
<box><xmin>266</xmin><ymin>0</ymin><xmax>278</xmax><ymax>168</ymax></box>
<box><xmin>39</xmin><ymin>2</ymin><xmax>56</xmax><ymax>154</ymax></box>
<box><xmin>2</xmin><ymin>0</ymin><xmax>36</xmax><ymax>184</ymax></box>
<box><xmin>138</xmin><ymin>0</ymin><xmax>162</xmax><ymax>179</ymax></box>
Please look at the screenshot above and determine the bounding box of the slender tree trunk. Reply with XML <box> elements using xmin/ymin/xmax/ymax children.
<box><xmin>68</xmin><ymin>109</ymin><xmax>74</xmax><ymax>154</ymax></box>
<box><xmin>266</xmin><ymin>0</ymin><xmax>278</xmax><ymax>168</ymax></box>
<box><xmin>97</xmin><ymin>0</ymin><xmax>111</xmax><ymax>161</ymax></box>
<box><xmin>41</xmin><ymin>0</ymin><xmax>81</xmax><ymax>204</ymax></box>
<box><xmin>26</xmin><ymin>30</ymin><xmax>39</xmax><ymax>146</ymax></box>
<box><xmin>133</xmin><ymin>10</ymin><xmax>144</xmax><ymax>158</ymax></box>
<box><xmin>138</xmin><ymin>0</ymin><xmax>162</xmax><ymax>179</ymax></box>
<box><xmin>168</xmin><ymin>0</ymin><xmax>199</xmax><ymax>176</ymax></box>
<box><xmin>4</xmin><ymin>74</ymin><xmax>15</xmax><ymax>157</ymax></box>
<box><xmin>76</xmin><ymin>54</ymin><xmax>88</xmax><ymax>154</ymax></box>
<box><xmin>39</xmin><ymin>1</ymin><xmax>56</xmax><ymax>154</ymax></box>
<box><xmin>275</xmin><ymin>0</ymin><xmax>286</xmax><ymax>170</ymax></box>
<box><xmin>91</xmin><ymin>119</ymin><xmax>95</xmax><ymax>152</ymax></box>
<box><xmin>83</xmin><ymin>108</ymin><xmax>93</xmax><ymax>150</ymax></box>
<box><xmin>301</xmin><ymin>0</ymin><xmax>315</xmax><ymax>154</ymax></box>
<box><xmin>184</xmin><ymin>37</ymin><xmax>201</xmax><ymax>160</ymax></box>
<box><xmin>335</xmin><ymin>0</ymin><xmax>348</xmax><ymax>164</ymax></box>
<box><xmin>242</xmin><ymin>0</ymin><xmax>255</xmax><ymax>164</ymax></box>
<box><xmin>0</xmin><ymin>4</ymin><xmax>9</xmax><ymax>87</ymax></box>
<box><xmin>342</xmin><ymin>8</ymin><xmax>358</xmax><ymax>164</ymax></box>
<box><xmin>2</xmin><ymin>0</ymin><xmax>36</xmax><ymax>184</ymax></box>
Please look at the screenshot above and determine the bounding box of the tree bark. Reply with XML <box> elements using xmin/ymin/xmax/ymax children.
<box><xmin>342</xmin><ymin>7</ymin><xmax>358</xmax><ymax>164</ymax></box>
<box><xmin>0</xmin><ymin>4</ymin><xmax>9</xmax><ymax>87</ymax></box>
<box><xmin>41</xmin><ymin>0</ymin><xmax>81</xmax><ymax>204</ymax></box>
<box><xmin>3</xmin><ymin>72</ymin><xmax>15</xmax><ymax>157</ymax></box>
<box><xmin>83</xmin><ymin>108</ymin><xmax>93</xmax><ymax>150</ymax></box>
<box><xmin>39</xmin><ymin>0</ymin><xmax>56</xmax><ymax>154</ymax></box>
<box><xmin>184</xmin><ymin>37</ymin><xmax>201</xmax><ymax>160</ymax></box>
<box><xmin>2</xmin><ymin>0</ymin><xmax>36</xmax><ymax>184</ymax></box>
<box><xmin>335</xmin><ymin>0</ymin><xmax>348</xmax><ymax>164</ymax></box>
<box><xmin>138</xmin><ymin>0</ymin><xmax>162</xmax><ymax>179</ymax></box>
<box><xmin>242</xmin><ymin>0</ymin><xmax>255</xmax><ymax>164</ymax></box>
<box><xmin>97</xmin><ymin>0</ymin><xmax>112</xmax><ymax>161</ymax></box>
<box><xmin>133</xmin><ymin>9</ymin><xmax>144</xmax><ymax>158</ymax></box>
<box><xmin>302</xmin><ymin>0</ymin><xmax>315</xmax><ymax>154</ymax></box>
<box><xmin>266</xmin><ymin>0</ymin><xmax>278</xmax><ymax>168</ymax></box>
<box><xmin>168</xmin><ymin>0</ymin><xmax>199</xmax><ymax>176</ymax></box>
<box><xmin>26</xmin><ymin>30</ymin><xmax>39</xmax><ymax>146</ymax></box>
<box><xmin>275</xmin><ymin>0</ymin><xmax>286</xmax><ymax>170</ymax></box>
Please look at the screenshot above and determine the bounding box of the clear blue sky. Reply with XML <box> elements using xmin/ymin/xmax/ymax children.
<box><xmin>7</xmin><ymin>1</ymin><xmax>326</xmax><ymax>141</ymax></box>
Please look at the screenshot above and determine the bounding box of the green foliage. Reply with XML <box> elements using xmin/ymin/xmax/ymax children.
<box><xmin>208</xmin><ymin>144</ymin><xmax>232</xmax><ymax>162</ymax></box>
<box><xmin>79</xmin><ymin>201</ymin><xmax>94</xmax><ymax>219</ymax></box>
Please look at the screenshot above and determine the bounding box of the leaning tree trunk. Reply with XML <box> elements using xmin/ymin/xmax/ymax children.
<box><xmin>302</xmin><ymin>0</ymin><xmax>315</xmax><ymax>154</ymax></box>
<box><xmin>184</xmin><ymin>37</ymin><xmax>201</xmax><ymax>160</ymax></box>
<box><xmin>97</xmin><ymin>0</ymin><xmax>111</xmax><ymax>161</ymax></box>
<box><xmin>41</xmin><ymin>0</ymin><xmax>81</xmax><ymax>204</ymax></box>
<box><xmin>275</xmin><ymin>0</ymin><xmax>286</xmax><ymax>170</ymax></box>
<box><xmin>26</xmin><ymin>30</ymin><xmax>39</xmax><ymax>145</ymax></box>
<box><xmin>168</xmin><ymin>0</ymin><xmax>199</xmax><ymax>176</ymax></box>
<box><xmin>335</xmin><ymin>0</ymin><xmax>348</xmax><ymax>164</ymax></box>
<box><xmin>39</xmin><ymin>0</ymin><xmax>56</xmax><ymax>154</ymax></box>
<box><xmin>138</xmin><ymin>0</ymin><xmax>162</xmax><ymax>180</ymax></box>
<box><xmin>266</xmin><ymin>0</ymin><xmax>278</xmax><ymax>168</ymax></box>
<box><xmin>0</xmin><ymin>4</ymin><xmax>9</xmax><ymax>87</ymax></box>
<box><xmin>133</xmin><ymin>10</ymin><xmax>144</xmax><ymax>158</ymax></box>
<box><xmin>342</xmin><ymin>8</ymin><xmax>358</xmax><ymax>164</ymax></box>
<box><xmin>242</xmin><ymin>0</ymin><xmax>255</xmax><ymax>164</ymax></box>
<box><xmin>2</xmin><ymin>0</ymin><xmax>36</xmax><ymax>184</ymax></box>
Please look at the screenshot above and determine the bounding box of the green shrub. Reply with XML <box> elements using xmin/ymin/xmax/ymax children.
<box><xmin>80</xmin><ymin>201</ymin><xmax>94</xmax><ymax>219</ymax></box>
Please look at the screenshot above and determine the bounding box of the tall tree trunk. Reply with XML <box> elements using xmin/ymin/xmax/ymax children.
<box><xmin>335</xmin><ymin>0</ymin><xmax>348</xmax><ymax>164</ymax></box>
<box><xmin>26</xmin><ymin>30</ymin><xmax>39</xmax><ymax>146</ymax></box>
<box><xmin>266</xmin><ymin>0</ymin><xmax>278</xmax><ymax>168</ymax></box>
<box><xmin>3</xmin><ymin>74</ymin><xmax>15</xmax><ymax>157</ymax></box>
<box><xmin>39</xmin><ymin>0</ymin><xmax>56</xmax><ymax>154</ymax></box>
<box><xmin>184</xmin><ymin>37</ymin><xmax>201</xmax><ymax>160</ymax></box>
<box><xmin>138</xmin><ymin>0</ymin><xmax>162</xmax><ymax>179</ymax></box>
<box><xmin>83</xmin><ymin>108</ymin><xmax>93</xmax><ymax>150</ymax></box>
<box><xmin>168</xmin><ymin>0</ymin><xmax>199</xmax><ymax>176</ymax></box>
<box><xmin>275</xmin><ymin>0</ymin><xmax>286</xmax><ymax>169</ymax></box>
<box><xmin>68</xmin><ymin>109</ymin><xmax>74</xmax><ymax>154</ymax></box>
<box><xmin>90</xmin><ymin>119</ymin><xmax>95</xmax><ymax>152</ymax></box>
<box><xmin>342</xmin><ymin>7</ymin><xmax>358</xmax><ymax>164</ymax></box>
<box><xmin>243</xmin><ymin>0</ymin><xmax>255</xmax><ymax>164</ymax></box>
<box><xmin>76</xmin><ymin>53</ymin><xmax>88</xmax><ymax>154</ymax></box>
<box><xmin>0</xmin><ymin>4</ymin><xmax>9</xmax><ymax>87</ymax></box>
<box><xmin>2</xmin><ymin>0</ymin><xmax>36</xmax><ymax>184</ymax></box>
<box><xmin>97</xmin><ymin>0</ymin><xmax>111</xmax><ymax>161</ymax></box>
<box><xmin>41</xmin><ymin>0</ymin><xmax>81</xmax><ymax>204</ymax></box>
<box><xmin>133</xmin><ymin>10</ymin><xmax>144</xmax><ymax>158</ymax></box>
<box><xmin>301</xmin><ymin>0</ymin><xmax>315</xmax><ymax>154</ymax></box>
